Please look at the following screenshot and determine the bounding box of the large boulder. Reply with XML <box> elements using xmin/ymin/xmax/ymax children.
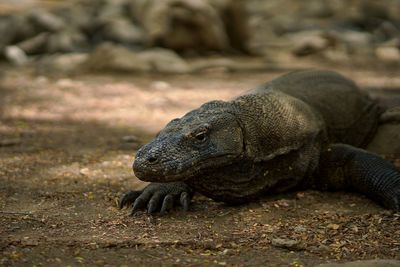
<box><xmin>93</xmin><ymin>18</ymin><xmax>145</xmax><ymax>46</ymax></box>
<box><xmin>130</xmin><ymin>0</ymin><xmax>249</xmax><ymax>53</ymax></box>
<box><xmin>28</xmin><ymin>9</ymin><xmax>66</xmax><ymax>33</ymax></box>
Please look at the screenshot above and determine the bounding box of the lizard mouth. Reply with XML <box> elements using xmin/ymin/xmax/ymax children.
<box><xmin>133</xmin><ymin>153</ymin><xmax>241</xmax><ymax>182</ymax></box>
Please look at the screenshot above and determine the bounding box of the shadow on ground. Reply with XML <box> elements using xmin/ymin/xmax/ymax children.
<box><xmin>0</xmin><ymin>69</ymin><xmax>399</xmax><ymax>266</ymax></box>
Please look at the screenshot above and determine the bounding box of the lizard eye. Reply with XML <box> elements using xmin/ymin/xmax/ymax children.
<box><xmin>194</xmin><ymin>131</ymin><xmax>207</xmax><ymax>142</ymax></box>
<box><xmin>190</xmin><ymin>123</ymin><xmax>210</xmax><ymax>143</ymax></box>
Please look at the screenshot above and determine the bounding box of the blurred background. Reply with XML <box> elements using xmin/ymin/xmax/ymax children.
<box><xmin>1</xmin><ymin>0</ymin><xmax>400</xmax><ymax>70</ymax></box>
<box><xmin>1</xmin><ymin>1</ymin><xmax>400</xmax><ymax>266</ymax></box>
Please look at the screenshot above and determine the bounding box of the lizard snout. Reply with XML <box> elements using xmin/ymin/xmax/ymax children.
<box><xmin>132</xmin><ymin>146</ymin><xmax>162</xmax><ymax>180</ymax></box>
<box><xmin>132</xmin><ymin>157</ymin><xmax>147</xmax><ymax>179</ymax></box>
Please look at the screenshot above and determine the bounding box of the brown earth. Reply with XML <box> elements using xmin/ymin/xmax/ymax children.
<box><xmin>0</xmin><ymin>62</ymin><xmax>400</xmax><ymax>267</ymax></box>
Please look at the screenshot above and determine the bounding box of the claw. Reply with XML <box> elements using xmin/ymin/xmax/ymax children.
<box><xmin>121</xmin><ymin>183</ymin><xmax>193</xmax><ymax>215</ymax></box>
<box><xmin>160</xmin><ymin>194</ymin><xmax>174</xmax><ymax>215</ymax></box>
<box><xmin>132</xmin><ymin>197</ymin><xmax>147</xmax><ymax>213</ymax></box>
<box><xmin>130</xmin><ymin>208</ymin><xmax>138</xmax><ymax>216</ymax></box>
<box><xmin>180</xmin><ymin>192</ymin><xmax>190</xmax><ymax>211</ymax></box>
<box><xmin>131</xmin><ymin>189</ymin><xmax>153</xmax><ymax>213</ymax></box>
<box><xmin>119</xmin><ymin>191</ymin><xmax>141</xmax><ymax>209</ymax></box>
<box><xmin>147</xmin><ymin>192</ymin><xmax>163</xmax><ymax>214</ymax></box>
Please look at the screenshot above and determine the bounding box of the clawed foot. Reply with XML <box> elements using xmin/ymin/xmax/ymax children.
<box><xmin>119</xmin><ymin>182</ymin><xmax>193</xmax><ymax>215</ymax></box>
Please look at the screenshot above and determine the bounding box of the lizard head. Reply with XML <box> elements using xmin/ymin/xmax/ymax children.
<box><xmin>133</xmin><ymin>100</ymin><xmax>244</xmax><ymax>182</ymax></box>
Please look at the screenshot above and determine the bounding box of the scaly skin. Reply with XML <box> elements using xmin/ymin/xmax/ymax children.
<box><xmin>119</xmin><ymin>70</ymin><xmax>400</xmax><ymax>214</ymax></box>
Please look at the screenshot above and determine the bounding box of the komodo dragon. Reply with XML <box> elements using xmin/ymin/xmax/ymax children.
<box><xmin>120</xmin><ymin>70</ymin><xmax>400</xmax><ymax>214</ymax></box>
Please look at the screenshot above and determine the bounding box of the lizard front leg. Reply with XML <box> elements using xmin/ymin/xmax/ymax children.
<box><xmin>316</xmin><ymin>144</ymin><xmax>400</xmax><ymax>210</ymax></box>
<box><xmin>119</xmin><ymin>182</ymin><xmax>194</xmax><ymax>215</ymax></box>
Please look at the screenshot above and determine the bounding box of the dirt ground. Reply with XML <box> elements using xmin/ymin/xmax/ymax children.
<box><xmin>0</xmin><ymin>62</ymin><xmax>400</xmax><ymax>267</ymax></box>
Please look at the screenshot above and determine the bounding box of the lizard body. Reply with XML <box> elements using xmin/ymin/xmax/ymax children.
<box><xmin>120</xmin><ymin>70</ymin><xmax>400</xmax><ymax>213</ymax></box>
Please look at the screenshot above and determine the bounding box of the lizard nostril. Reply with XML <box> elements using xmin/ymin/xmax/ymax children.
<box><xmin>147</xmin><ymin>156</ymin><xmax>158</xmax><ymax>164</ymax></box>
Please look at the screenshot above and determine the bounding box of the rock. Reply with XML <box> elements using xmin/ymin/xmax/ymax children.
<box><xmin>373</xmin><ymin>22</ymin><xmax>400</xmax><ymax>42</ymax></box>
<box><xmin>4</xmin><ymin>46</ymin><xmax>28</xmax><ymax>65</ymax></box>
<box><xmin>150</xmin><ymin>81</ymin><xmax>171</xmax><ymax>90</ymax></box>
<box><xmin>6</xmin><ymin>14</ymin><xmax>38</xmax><ymax>44</ymax></box>
<box><xmin>376</xmin><ymin>46</ymin><xmax>400</xmax><ymax>62</ymax></box>
<box><xmin>83</xmin><ymin>43</ymin><xmax>151</xmax><ymax>72</ymax></box>
<box><xmin>191</xmin><ymin>57</ymin><xmax>236</xmax><ymax>73</ymax></box>
<box><xmin>289</xmin><ymin>30</ymin><xmax>333</xmax><ymax>56</ymax></box>
<box><xmin>138</xmin><ymin>0</ymin><xmax>228</xmax><ymax>52</ymax></box>
<box><xmin>137</xmin><ymin>48</ymin><xmax>191</xmax><ymax>73</ymax></box>
<box><xmin>309</xmin><ymin>244</ymin><xmax>331</xmax><ymax>253</ymax></box>
<box><xmin>47</xmin><ymin>29</ymin><xmax>88</xmax><ymax>53</ymax></box>
<box><xmin>387</xmin><ymin>1</ymin><xmax>400</xmax><ymax>22</ymax></box>
<box><xmin>322</xmin><ymin>49</ymin><xmax>350</xmax><ymax>63</ymax></box>
<box><xmin>360</xmin><ymin>2</ymin><xmax>390</xmax><ymax>20</ymax></box>
<box><xmin>17</xmin><ymin>29</ymin><xmax>87</xmax><ymax>55</ymax></box>
<box><xmin>290</xmin><ymin>29</ymin><xmax>376</xmax><ymax>58</ymax></box>
<box><xmin>131</xmin><ymin>0</ymin><xmax>249</xmax><ymax>53</ymax></box>
<box><xmin>293</xmin><ymin>38</ymin><xmax>329</xmax><ymax>56</ymax></box>
<box><xmin>28</xmin><ymin>9</ymin><xmax>66</xmax><ymax>32</ymax></box>
<box><xmin>54</xmin><ymin>4</ymin><xmax>95</xmax><ymax>30</ymax></box>
<box><xmin>375</xmin><ymin>45</ymin><xmax>400</xmax><ymax>62</ymax></box>
<box><xmin>315</xmin><ymin>259</ymin><xmax>400</xmax><ymax>267</ymax></box>
<box><xmin>300</xmin><ymin>0</ymin><xmax>334</xmax><ymax>18</ymax></box>
<box><xmin>83</xmin><ymin>43</ymin><xmax>191</xmax><ymax>73</ymax></box>
<box><xmin>121</xmin><ymin>135</ymin><xmax>140</xmax><ymax>143</ymax></box>
<box><xmin>16</xmin><ymin>32</ymin><xmax>50</xmax><ymax>54</ymax></box>
<box><xmin>0</xmin><ymin>16</ymin><xmax>14</xmax><ymax>48</ymax></box>
<box><xmin>271</xmin><ymin>238</ymin><xmax>304</xmax><ymax>250</ymax></box>
<box><xmin>96</xmin><ymin>18</ymin><xmax>145</xmax><ymax>46</ymax></box>
<box><xmin>95</xmin><ymin>0</ymin><xmax>129</xmax><ymax>21</ymax></box>
<box><xmin>37</xmin><ymin>53</ymin><xmax>88</xmax><ymax>74</ymax></box>
<box><xmin>55</xmin><ymin>78</ymin><xmax>76</xmax><ymax>88</ymax></box>
<box><xmin>0</xmin><ymin>138</ymin><xmax>21</xmax><ymax>147</ymax></box>
<box><xmin>209</xmin><ymin>0</ymin><xmax>251</xmax><ymax>53</ymax></box>
<box><xmin>35</xmin><ymin>76</ymin><xmax>49</xmax><ymax>84</ymax></box>
<box><xmin>0</xmin><ymin>0</ymin><xmax>250</xmax><ymax>56</ymax></box>
<box><xmin>293</xmin><ymin>225</ymin><xmax>307</xmax><ymax>233</ymax></box>
<box><xmin>315</xmin><ymin>244</ymin><xmax>330</xmax><ymax>252</ymax></box>
<box><xmin>326</xmin><ymin>223</ymin><xmax>340</xmax><ymax>230</ymax></box>
<box><xmin>337</xmin><ymin>30</ymin><xmax>373</xmax><ymax>48</ymax></box>
<box><xmin>270</xmin><ymin>15</ymin><xmax>298</xmax><ymax>36</ymax></box>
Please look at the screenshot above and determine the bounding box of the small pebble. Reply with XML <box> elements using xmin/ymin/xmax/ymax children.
<box><xmin>4</xmin><ymin>46</ymin><xmax>28</xmax><ymax>66</ymax></box>
<box><xmin>271</xmin><ymin>238</ymin><xmax>303</xmax><ymax>250</ymax></box>
<box><xmin>294</xmin><ymin>225</ymin><xmax>307</xmax><ymax>233</ymax></box>
<box><xmin>122</xmin><ymin>135</ymin><xmax>140</xmax><ymax>143</ymax></box>
<box><xmin>151</xmin><ymin>81</ymin><xmax>171</xmax><ymax>91</ymax></box>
